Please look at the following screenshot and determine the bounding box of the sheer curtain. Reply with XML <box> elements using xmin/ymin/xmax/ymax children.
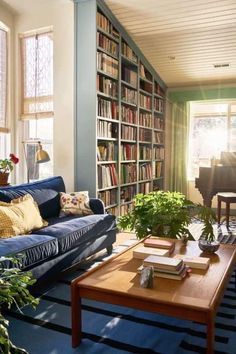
<box><xmin>169</xmin><ymin>101</ymin><xmax>190</xmax><ymax>195</ymax></box>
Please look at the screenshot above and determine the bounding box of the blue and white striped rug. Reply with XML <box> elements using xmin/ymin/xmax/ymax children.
<box><xmin>6</xmin><ymin>232</ymin><xmax>236</xmax><ymax>354</ymax></box>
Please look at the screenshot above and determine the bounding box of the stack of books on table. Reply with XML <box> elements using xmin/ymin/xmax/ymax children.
<box><xmin>138</xmin><ymin>255</ymin><xmax>188</xmax><ymax>280</ymax></box>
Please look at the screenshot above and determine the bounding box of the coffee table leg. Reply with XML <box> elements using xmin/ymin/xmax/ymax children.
<box><xmin>71</xmin><ymin>284</ymin><xmax>82</xmax><ymax>347</ymax></box>
<box><xmin>206</xmin><ymin>315</ymin><xmax>215</xmax><ymax>354</ymax></box>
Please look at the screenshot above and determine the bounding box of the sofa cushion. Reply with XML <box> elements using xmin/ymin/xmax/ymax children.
<box><xmin>60</xmin><ymin>191</ymin><xmax>93</xmax><ymax>216</ymax></box>
<box><xmin>36</xmin><ymin>214</ymin><xmax>116</xmax><ymax>253</ymax></box>
<box><xmin>0</xmin><ymin>194</ymin><xmax>48</xmax><ymax>238</ymax></box>
<box><xmin>0</xmin><ymin>176</ymin><xmax>65</xmax><ymax>219</ymax></box>
<box><xmin>0</xmin><ymin>234</ymin><xmax>58</xmax><ymax>269</ymax></box>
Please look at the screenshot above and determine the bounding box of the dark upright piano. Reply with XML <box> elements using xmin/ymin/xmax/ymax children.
<box><xmin>195</xmin><ymin>152</ymin><xmax>236</xmax><ymax>207</ymax></box>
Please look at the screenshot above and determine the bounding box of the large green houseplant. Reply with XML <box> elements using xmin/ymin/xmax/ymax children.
<box><xmin>0</xmin><ymin>256</ymin><xmax>39</xmax><ymax>354</ymax></box>
<box><xmin>118</xmin><ymin>191</ymin><xmax>216</xmax><ymax>243</ymax></box>
<box><xmin>118</xmin><ymin>191</ymin><xmax>196</xmax><ymax>240</ymax></box>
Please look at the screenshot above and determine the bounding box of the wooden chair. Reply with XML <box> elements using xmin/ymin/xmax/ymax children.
<box><xmin>217</xmin><ymin>192</ymin><xmax>236</xmax><ymax>228</ymax></box>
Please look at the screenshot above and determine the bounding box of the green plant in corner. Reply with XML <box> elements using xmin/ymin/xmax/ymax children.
<box><xmin>0</xmin><ymin>256</ymin><xmax>39</xmax><ymax>354</ymax></box>
<box><xmin>118</xmin><ymin>191</ymin><xmax>196</xmax><ymax>240</ymax></box>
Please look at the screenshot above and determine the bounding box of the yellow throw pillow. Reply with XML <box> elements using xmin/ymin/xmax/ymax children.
<box><xmin>60</xmin><ymin>191</ymin><xmax>93</xmax><ymax>216</ymax></box>
<box><xmin>0</xmin><ymin>194</ymin><xmax>48</xmax><ymax>238</ymax></box>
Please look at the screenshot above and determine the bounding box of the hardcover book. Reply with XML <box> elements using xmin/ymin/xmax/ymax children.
<box><xmin>144</xmin><ymin>238</ymin><xmax>175</xmax><ymax>253</ymax></box>
<box><xmin>133</xmin><ymin>246</ymin><xmax>169</xmax><ymax>259</ymax></box>
<box><xmin>173</xmin><ymin>254</ymin><xmax>210</xmax><ymax>270</ymax></box>
<box><xmin>143</xmin><ymin>255</ymin><xmax>183</xmax><ymax>270</ymax></box>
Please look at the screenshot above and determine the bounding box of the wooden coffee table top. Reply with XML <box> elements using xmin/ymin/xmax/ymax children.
<box><xmin>73</xmin><ymin>237</ymin><xmax>236</xmax><ymax>312</ymax></box>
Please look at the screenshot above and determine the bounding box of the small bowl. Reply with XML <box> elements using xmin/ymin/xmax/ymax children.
<box><xmin>198</xmin><ymin>239</ymin><xmax>220</xmax><ymax>253</ymax></box>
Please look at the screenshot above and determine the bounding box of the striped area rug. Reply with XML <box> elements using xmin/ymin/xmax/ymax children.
<box><xmin>6</xmin><ymin>236</ymin><xmax>236</xmax><ymax>354</ymax></box>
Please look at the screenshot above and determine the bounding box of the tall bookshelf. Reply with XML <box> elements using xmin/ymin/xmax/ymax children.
<box><xmin>74</xmin><ymin>0</ymin><xmax>166</xmax><ymax>216</ymax></box>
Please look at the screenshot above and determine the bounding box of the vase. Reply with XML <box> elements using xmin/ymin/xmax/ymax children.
<box><xmin>0</xmin><ymin>172</ymin><xmax>10</xmax><ymax>186</ymax></box>
<box><xmin>198</xmin><ymin>239</ymin><xmax>220</xmax><ymax>253</ymax></box>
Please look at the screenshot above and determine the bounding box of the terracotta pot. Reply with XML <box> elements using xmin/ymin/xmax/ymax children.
<box><xmin>0</xmin><ymin>172</ymin><xmax>10</xmax><ymax>186</ymax></box>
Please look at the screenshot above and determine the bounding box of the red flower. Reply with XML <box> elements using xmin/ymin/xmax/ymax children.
<box><xmin>9</xmin><ymin>153</ymin><xmax>19</xmax><ymax>165</ymax></box>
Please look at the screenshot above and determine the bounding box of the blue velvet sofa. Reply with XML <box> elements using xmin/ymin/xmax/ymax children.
<box><xmin>0</xmin><ymin>176</ymin><xmax>116</xmax><ymax>282</ymax></box>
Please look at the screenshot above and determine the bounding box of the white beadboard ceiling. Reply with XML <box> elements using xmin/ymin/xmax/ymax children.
<box><xmin>104</xmin><ymin>0</ymin><xmax>236</xmax><ymax>87</ymax></box>
<box><xmin>2</xmin><ymin>0</ymin><xmax>236</xmax><ymax>88</ymax></box>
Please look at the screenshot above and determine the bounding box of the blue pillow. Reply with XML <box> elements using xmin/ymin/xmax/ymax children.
<box><xmin>0</xmin><ymin>176</ymin><xmax>65</xmax><ymax>219</ymax></box>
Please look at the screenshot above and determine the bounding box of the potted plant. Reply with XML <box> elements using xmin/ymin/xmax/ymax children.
<box><xmin>0</xmin><ymin>154</ymin><xmax>19</xmax><ymax>186</ymax></box>
<box><xmin>196</xmin><ymin>204</ymin><xmax>219</xmax><ymax>253</ymax></box>
<box><xmin>118</xmin><ymin>191</ymin><xmax>196</xmax><ymax>240</ymax></box>
<box><xmin>118</xmin><ymin>191</ymin><xmax>219</xmax><ymax>252</ymax></box>
<box><xmin>0</xmin><ymin>256</ymin><xmax>39</xmax><ymax>354</ymax></box>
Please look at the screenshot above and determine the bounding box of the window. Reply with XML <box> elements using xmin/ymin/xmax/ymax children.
<box><xmin>20</xmin><ymin>29</ymin><xmax>53</xmax><ymax>181</ymax></box>
<box><xmin>188</xmin><ymin>101</ymin><xmax>236</xmax><ymax>180</ymax></box>
<box><xmin>0</xmin><ymin>25</ymin><xmax>10</xmax><ymax>159</ymax></box>
<box><xmin>20</xmin><ymin>30</ymin><xmax>53</xmax><ymax>119</ymax></box>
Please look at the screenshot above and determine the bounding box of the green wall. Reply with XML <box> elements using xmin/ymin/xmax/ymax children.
<box><xmin>168</xmin><ymin>86</ymin><xmax>236</xmax><ymax>102</ymax></box>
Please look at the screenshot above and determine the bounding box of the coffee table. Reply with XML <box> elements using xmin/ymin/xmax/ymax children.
<box><xmin>71</xmin><ymin>237</ymin><xmax>236</xmax><ymax>354</ymax></box>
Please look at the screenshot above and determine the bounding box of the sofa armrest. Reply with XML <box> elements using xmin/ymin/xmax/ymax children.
<box><xmin>89</xmin><ymin>198</ymin><xmax>105</xmax><ymax>214</ymax></box>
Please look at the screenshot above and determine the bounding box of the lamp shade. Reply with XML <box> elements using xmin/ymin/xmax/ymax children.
<box><xmin>35</xmin><ymin>142</ymin><xmax>50</xmax><ymax>163</ymax></box>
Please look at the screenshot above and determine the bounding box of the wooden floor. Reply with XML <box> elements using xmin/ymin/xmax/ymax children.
<box><xmin>114</xmin><ymin>231</ymin><xmax>137</xmax><ymax>246</ymax></box>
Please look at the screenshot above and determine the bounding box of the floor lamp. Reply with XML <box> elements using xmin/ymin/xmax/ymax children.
<box><xmin>22</xmin><ymin>140</ymin><xmax>50</xmax><ymax>182</ymax></box>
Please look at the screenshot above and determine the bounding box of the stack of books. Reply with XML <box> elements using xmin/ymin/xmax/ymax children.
<box><xmin>138</xmin><ymin>255</ymin><xmax>188</xmax><ymax>280</ymax></box>
<box><xmin>143</xmin><ymin>238</ymin><xmax>175</xmax><ymax>254</ymax></box>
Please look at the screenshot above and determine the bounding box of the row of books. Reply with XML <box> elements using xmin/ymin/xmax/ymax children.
<box><xmin>139</xmin><ymin>162</ymin><xmax>152</xmax><ymax>180</ymax></box>
<box><xmin>120</xmin><ymin>163</ymin><xmax>137</xmax><ymax>184</ymax></box>
<box><xmin>139</xmin><ymin>112</ymin><xmax>152</xmax><ymax>128</ymax></box>
<box><xmin>154</xmin><ymin>116</ymin><xmax>164</xmax><ymax>130</ymax></box>
<box><xmin>97</xmin><ymin>32</ymin><xmax>119</xmax><ymax>57</ymax></box>
<box><xmin>153</xmin><ymin>161</ymin><xmax>163</xmax><ymax>178</ymax></box>
<box><xmin>106</xmin><ymin>206</ymin><xmax>119</xmax><ymax>215</ymax></box>
<box><xmin>121</xmin><ymin>143</ymin><xmax>137</xmax><ymax>160</ymax></box>
<box><xmin>153</xmin><ymin>146</ymin><xmax>165</xmax><ymax>160</ymax></box>
<box><xmin>139</xmin><ymin>127</ymin><xmax>152</xmax><ymax>142</ymax></box>
<box><xmin>154</xmin><ymin>97</ymin><xmax>164</xmax><ymax>113</ymax></box>
<box><xmin>121</xmin><ymin>86</ymin><xmax>137</xmax><ymax>105</ymax></box>
<box><xmin>97</xmin><ymin>12</ymin><xmax>119</xmax><ymax>40</ymax></box>
<box><xmin>139</xmin><ymin>145</ymin><xmax>152</xmax><ymax>160</ymax></box>
<box><xmin>97</xmin><ymin>97</ymin><xmax>118</xmax><ymax>120</ymax></box>
<box><xmin>97</xmin><ymin>52</ymin><xmax>119</xmax><ymax>78</ymax></box>
<box><xmin>122</xmin><ymin>66</ymin><xmax>138</xmax><ymax>87</ymax></box>
<box><xmin>140</xmin><ymin>80</ymin><xmax>153</xmax><ymax>94</ymax></box>
<box><xmin>139</xmin><ymin>93</ymin><xmax>152</xmax><ymax>110</ymax></box>
<box><xmin>98</xmin><ymin>189</ymin><xmax>117</xmax><ymax>206</ymax></box>
<box><xmin>121</xmin><ymin>125</ymin><xmax>137</xmax><ymax>140</ymax></box>
<box><xmin>120</xmin><ymin>185</ymin><xmax>136</xmax><ymax>203</ymax></box>
<box><xmin>121</xmin><ymin>105</ymin><xmax>138</xmax><ymax>124</ymax></box>
<box><xmin>97</xmin><ymin>164</ymin><xmax>118</xmax><ymax>189</ymax></box>
<box><xmin>97</xmin><ymin>120</ymin><xmax>118</xmax><ymax>139</ymax></box>
<box><xmin>139</xmin><ymin>181</ymin><xmax>151</xmax><ymax>194</ymax></box>
<box><xmin>122</xmin><ymin>41</ymin><xmax>137</xmax><ymax>63</ymax></box>
<box><xmin>97</xmin><ymin>142</ymin><xmax>117</xmax><ymax>161</ymax></box>
<box><xmin>154</xmin><ymin>82</ymin><xmax>165</xmax><ymax>97</ymax></box>
<box><xmin>97</xmin><ymin>74</ymin><xmax>118</xmax><ymax>97</ymax></box>
<box><xmin>120</xmin><ymin>203</ymin><xmax>134</xmax><ymax>216</ymax></box>
<box><xmin>153</xmin><ymin>131</ymin><xmax>164</xmax><ymax>144</ymax></box>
